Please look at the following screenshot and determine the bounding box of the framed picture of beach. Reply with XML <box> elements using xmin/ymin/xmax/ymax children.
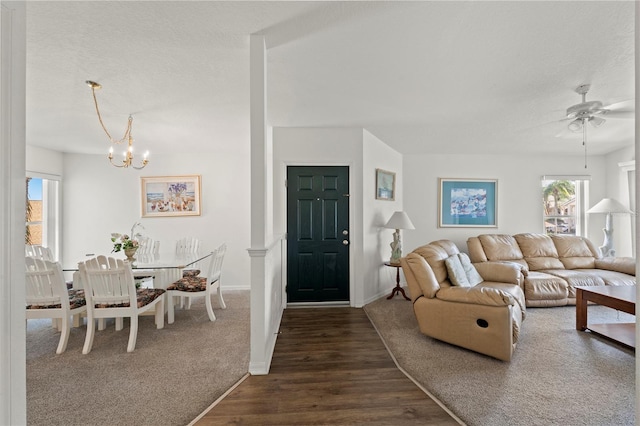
<box><xmin>141</xmin><ymin>175</ymin><xmax>201</xmax><ymax>217</ymax></box>
<box><xmin>438</xmin><ymin>178</ymin><xmax>497</xmax><ymax>227</ymax></box>
<box><xmin>376</xmin><ymin>169</ymin><xmax>396</xmax><ymax>201</ymax></box>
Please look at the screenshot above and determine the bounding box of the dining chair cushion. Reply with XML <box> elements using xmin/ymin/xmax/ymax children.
<box><xmin>182</xmin><ymin>269</ymin><xmax>201</xmax><ymax>278</ymax></box>
<box><xmin>167</xmin><ymin>276</ymin><xmax>207</xmax><ymax>292</ymax></box>
<box><xmin>27</xmin><ymin>289</ymin><xmax>87</xmax><ymax>310</ymax></box>
<box><xmin>91</xmin><ymin>288</ymin><xmax>165</xmax><ymax>309</ymax></box>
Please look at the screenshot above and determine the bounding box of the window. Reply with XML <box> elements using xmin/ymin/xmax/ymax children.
<box><xmin>26</xmin><ymin>175</ymin><xmax>60</xmax><ymax>260</ymax></box>
<box><xmin>542</xmin><ymin>176</ymin><xmax>590</xmax><ymax>236</ymax></box>
<box><xmin>26</xmin><ymin>177</ymin><xmax>43</xmax><ymax>244</ymax></box>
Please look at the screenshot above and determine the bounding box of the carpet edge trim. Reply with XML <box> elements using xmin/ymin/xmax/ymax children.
<box><xmin>188</xmin><ymin>372</ymin><xmax>251</xmax><ymax>425</ymax></box>
<box><xmin>363</xmin><ymin>305</ymin><xmax>467</xmax><ymax>426</ymax></box>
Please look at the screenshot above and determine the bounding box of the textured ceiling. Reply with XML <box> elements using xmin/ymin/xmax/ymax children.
<box><xmin>26</xmin><ymin>1</ymin><xmax>635</xmax><ymax>157</ymax></box>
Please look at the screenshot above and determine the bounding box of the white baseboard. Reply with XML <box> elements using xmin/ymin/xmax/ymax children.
<box><xmin>221</xmin><ymin>284</ymin><xmax>251</xmax><ymax>291</ymax></box>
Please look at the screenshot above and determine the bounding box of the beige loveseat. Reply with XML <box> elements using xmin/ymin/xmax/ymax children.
<box><xmin>400</xmin><ymin>240</ymin><xmax>526</xmax><ymax>361</ymax></box>
<box><xmin>467</xmin><ymin>233</ymin><xmax>636</xmax><ymax>307</ymax></box>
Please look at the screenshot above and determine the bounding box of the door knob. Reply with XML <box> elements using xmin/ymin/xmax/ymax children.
<box><xmin>342</xmin><ymin>240</ymin><xmax>349</xmax><ymax>245</ymax></box>
<box><xmin>342</xmin><ymin>230</ymin><xmax>349</xmax><ymax>235</ymax></box>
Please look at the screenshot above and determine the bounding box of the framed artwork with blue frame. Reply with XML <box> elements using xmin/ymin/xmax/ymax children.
<box><xmin>438</xmin><ymin>178</ymin><xmax>497</xmax><ymax>227</ymax></box>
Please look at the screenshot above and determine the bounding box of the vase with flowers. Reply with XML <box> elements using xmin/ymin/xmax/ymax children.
<box><xmin>111</xmin><ymin>233</ymin><xmax>140</xmax><ymax>261</ymax></box>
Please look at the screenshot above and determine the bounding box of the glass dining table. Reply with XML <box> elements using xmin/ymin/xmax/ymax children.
<box><xmin>64</xmin><ymin>251</ymin><xmax>213</xmax><ymax>289</ymax></box>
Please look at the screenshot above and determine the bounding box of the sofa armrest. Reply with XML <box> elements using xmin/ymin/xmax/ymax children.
<box><xmin>595</xmin><ymin>257</ymin><xmax>636</xmax><ymax>276</ymax></box>
<box><xmin>436</xmin><ymin>286</ymin><xmax>517</xmax><ymax>307</ymax></box>
<box><xmin>473</xmin><ymin>262</ymin><xmax>523</xmax><ymax>285</ymax></box>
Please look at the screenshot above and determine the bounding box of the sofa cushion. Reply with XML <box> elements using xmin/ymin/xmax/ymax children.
<box><xmin>445</xmin><ymin>253</ymin><xmax>483</xmax><ymax>287</ymax></box>
<box><xmin>552</xmin><ymin>235</ymin><xmax>597</xmax><ymax>269</ymax></box>
<box><xmin>460</xmin><ymin>253</ymin><xmax>483</xmax><ymax>286</ymax></box>
<box><xmin>514</xmin><ymin>233</ymin><xmax>565</xmax><ymax>271</ymax></box>
<box><xmin>522</xmin><ymin>271</ymin><xmax>569</xmax><ymax>303</ymax></box>
<box><xmin>542</xmin><ymin>269</ymin><xmax>605</xmax><ymax>298</ymax></box>
<box><xmin>595</xmin><ymin>257</ymin><xmax>636</xmax><ymax>276</ymax></box>
<box><xmin>445</xmin><ymin>255</ymin><xmax>470</xmax><ymax>287</ymax></box>
<box><xmin>574</xmin><ymin>269</ymin><xmax>636</xmax><ymax>287</ymax></box>
<box><xmin>431</xmin><ymin>240</ymin><xmax>461</xmax><ymax>257</ymax></box>
<box><xmin>478</xmin><ymin>234</ymin><xmax>523</xmax><ymax>261</ymax></box>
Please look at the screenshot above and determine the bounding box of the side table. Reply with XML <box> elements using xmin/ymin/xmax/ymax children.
<box><xmin>384</xmin><ymin>261</ymin><xmax>410</xmax><ymax>300</ymax></box>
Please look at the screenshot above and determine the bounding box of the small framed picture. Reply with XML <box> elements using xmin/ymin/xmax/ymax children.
<box><xmin>376</xmin><ymin>169</ymin><xmax>396</xmax><ymax>201</ymax></box>
<box><xmin>141</xmin><ymin>175</ymin><xmax>201</xmax><ymax>217</ymax></box>
<box><xmin>439</xmin><ymin>178</ymin><xmax>497</xmax><ymax>227</ymax></box>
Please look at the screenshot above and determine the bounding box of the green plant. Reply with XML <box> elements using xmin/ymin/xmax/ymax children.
<box><xmin>111</xmin><ymin>233</ymin><xmax>139</xmax><ymax>253</ymax></box>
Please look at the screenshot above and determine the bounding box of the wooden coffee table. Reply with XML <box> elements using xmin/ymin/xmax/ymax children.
<box><xmin>576</xmin><ymin>285</ymin><xmax>636</xmax><ymax>349</ymax></box>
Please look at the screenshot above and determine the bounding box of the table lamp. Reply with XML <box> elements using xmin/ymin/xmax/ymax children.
<box><xmin>586</xmin><ymin>197</ymin><xmax>633</xmax><ymax>257</ymax></box>
<box><xmin>384</xmin><ymin>211</ymin><xmax>415</xmax><ymax>264</ymax></box>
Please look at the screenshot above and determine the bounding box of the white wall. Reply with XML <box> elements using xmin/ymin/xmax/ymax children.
<box><xmin>273</xmin><ymin>127</ymin><xmax>405</xmax><ymax>306</ymax></box>
<box><xmin>26</xmin><ymin>145</ymin><xmax>63</xmax><ymax>177</ymax></box>
<box><xmin>273</xmin><ymin>127</ymin><xmax>365</xmax><ymax>306</ymax></box>
<box><xmin>403</xmin><ymin>153</ymin><xmax>607</xmax><ymax>255</ymax></box>
<box><xmin>61</xmin><ymin>152</ymin><xmax>251</xmax><ymax>289</ymax></box>
<box><xmin>362</xmin><ymin>130</ymin><xmax>403</xmax><ymax>303</ymax></box>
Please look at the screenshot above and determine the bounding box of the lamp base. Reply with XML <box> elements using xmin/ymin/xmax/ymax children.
<box><xmin>599</xmin><ymin>213</ymin><xmax>615</xmax><ymax>257</ymax></box>
<box><xmin>389</xmin><ymin>229</ymin><xmax>402</xmax><ymax>264</ymax></box>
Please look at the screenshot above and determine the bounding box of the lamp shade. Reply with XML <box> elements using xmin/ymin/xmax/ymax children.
<box><xmin>384</xmin><ymin>211</ymin><xmax>415</xmax><ymax>230</ymax></box>
<box><xmin>586</xmin><ymin>198</ymin><xmax>633</xmax><ymax>215</ymax></box>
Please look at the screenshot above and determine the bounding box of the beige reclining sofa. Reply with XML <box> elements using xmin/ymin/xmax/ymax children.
<box><xmin>400</xmin><ymin>240</ymin><xmax>526</xmax><ymax>361</ymax></box>
<box><xmin>467</xmin><ymin>233</ymin><xmax>635</xmax><ymax>307</ymax></box>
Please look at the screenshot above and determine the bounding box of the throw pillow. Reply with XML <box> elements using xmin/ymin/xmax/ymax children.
<box><xmin>445</xmin><ymin>255</ymin><xmax>471</xmax><ymax>287</ymax></box>
<box><xmin>459</xmin><ymin>253</ymin><xmax>484</xmax><ymax>286</ymax></box>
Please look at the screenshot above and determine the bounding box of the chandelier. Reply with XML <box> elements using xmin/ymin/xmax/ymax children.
<box><xmin>86</xmin><ymin>81</ymin><xmax>149</xmax><ymax>169</ymax></box>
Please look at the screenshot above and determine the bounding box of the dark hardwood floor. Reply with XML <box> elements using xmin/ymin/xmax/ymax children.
<box><xmin>195</xmin><ymin>307</ymin><xmax>460</xmax><ymax>425</ymax></box>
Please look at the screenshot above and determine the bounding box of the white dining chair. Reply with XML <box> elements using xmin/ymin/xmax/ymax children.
<box><xmin>174</xmin><ymin>237</ymin><xmax>202</xmax><ymax>307</ymax></box>
<box><xmin>137</xmin><ymin>238</ymin><xmax>160</xmax><ymax>255</ymax></box>
<box><xmin>25</xmin><ymin>244</ymin><xmax>54</xmax><ymax>261</ymax></box>
<box><xmin>25</xmin><ymin>257</ymin><xmax>87</xmax><ymax>354</ymax></box>
<box><xmin>78</xmin><ymin>255</ymin><xmax>166</xmax><ymax>354</ymax></box>
<box><xmin>132</xmin><ymin>238</ymin><xmax>160</xmax><ymax>287</ymax></box>
<box><xmin>166</xmin><ymin>243</ymin><xmax>227</xmax><ymax>324</ymax></box>
<box><xmin>175</xmin><ymin>237</ymin><xmax>199</xmax><ymax>254</ymax></box>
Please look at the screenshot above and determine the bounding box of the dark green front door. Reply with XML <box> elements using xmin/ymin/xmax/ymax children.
<box><xmin>287</xmin><ymin>166</ymin><xmax>350</xmax><ymax>303</ymax></box>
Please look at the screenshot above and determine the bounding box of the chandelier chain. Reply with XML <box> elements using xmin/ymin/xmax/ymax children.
<box><xmin>89</xmin><ymin>85</ymin><xmax>132</xmax><ymax>145</ymax></box>
<box><xmin>86</xmin><ymin>80</ymin><xmax>149</xmax><ymax>169</ymax></box>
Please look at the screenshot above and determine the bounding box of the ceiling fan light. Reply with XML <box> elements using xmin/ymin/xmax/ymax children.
<box><xmin>568</xmin><ymin>118</ymin><xmax>583</xmax><ymax>132</ymax></box>
<box><xmin>589</xmin><ymin>116</ymin><xmax>605</xmax><ymax>127</ymax></box>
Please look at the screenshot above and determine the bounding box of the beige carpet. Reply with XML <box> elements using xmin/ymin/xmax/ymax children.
<box><xmin>26</xmin><ymin>290</ymin><xmax>250</xmax><ymax>426</ymax></box>
<box><xmin>365</xmin><ymin>293</ymin><xmax>635</xmax><ymax>426</ymax></box>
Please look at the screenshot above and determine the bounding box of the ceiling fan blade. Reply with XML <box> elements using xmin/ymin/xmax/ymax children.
<box><xmin>603</xmin><ymin>99</ymin><xmax>634</xmax><ymax>118</ymax></box>
<box><xmin>605</xmin><ymin>99</ymin><xmax>634</xmax><ymax>110</ymax></box>
<box><xmin>603</xmin><ymin>110</ymin><xmax>634</xmax><ymax>119</ymax></box>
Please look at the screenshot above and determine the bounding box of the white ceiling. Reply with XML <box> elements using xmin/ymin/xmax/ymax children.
<box><xmin>26</xmin><ymin>1</ymin><xmax>635</xmax><ymax>158</ymax></box>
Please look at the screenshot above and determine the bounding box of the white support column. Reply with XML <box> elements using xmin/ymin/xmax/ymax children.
<box><xmin>0</xmin><ymin>2</ymin><xmax>27</xmax><ymax>424</ymax></box>
<box><xmin>248</xmin><ymin>34</ymin><xmax>271</xmax><ymax>374</ymax></box>
<box><xmin>635</xmin><ymin>1</ymin><xmax>639</xmax><ymax>422</ymax></box>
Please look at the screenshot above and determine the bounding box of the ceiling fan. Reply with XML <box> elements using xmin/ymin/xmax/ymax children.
<box><xmin>563</xmin><ymin>84</ymin><xmax>631</xmax><ymax>131</ymax></box>
<box><xmin>560</xmin><ymin>84</ymin><xmax>634</xmax><ymax>168</ymax></box>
